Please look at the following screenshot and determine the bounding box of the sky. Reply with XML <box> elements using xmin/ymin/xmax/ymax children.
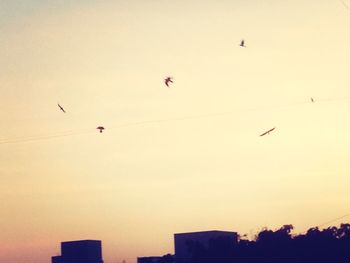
<box><xmin>1</xmin><ymin>0</ymin><xmax>350</xmax><ymax>262</ymax></box>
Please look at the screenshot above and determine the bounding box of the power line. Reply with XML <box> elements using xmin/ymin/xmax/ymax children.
<box><xmin>339</xmin><ymin>0</ymin><xmax>350</xmax><ymax>11</ymax></box>
<box><xmin>0</xmin><ymin>96</ymin><xmax>349</xmax><ymax>145</ymax></box>
<box><xmin>318</xmin><ymin>213</ymin><xmax>350</xmax><ymax>228</ymax></box>
<box><xmin>0</xmin><ymin>130</ymin><xmax>91</xmax><ymax>145</ymax></box>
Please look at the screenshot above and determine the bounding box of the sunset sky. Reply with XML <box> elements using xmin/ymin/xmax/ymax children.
<box><xmin>1</xmin><ymin>1</ymin><xmax>350</xmax><ymax>263</ymax></box>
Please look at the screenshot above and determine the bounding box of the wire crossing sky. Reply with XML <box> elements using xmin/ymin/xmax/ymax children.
<box><xmin>0</xmin><ymin>96</ymin><xmax>350</xmax><ymax>145</ymax></box>
<box><xmin>339</xmin><ymin>0</ymin><xmax>350</xmax><ymax>11</ymax></box>
<box><xmin>1</xmin><ymin>1</ymin><xmax>350</xmax><ymax>263</ymax></box>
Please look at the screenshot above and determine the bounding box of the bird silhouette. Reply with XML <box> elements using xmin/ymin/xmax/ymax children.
<box><xmin>96</xmin><ymin>126</ymin><xmax>105</xmax><ymax>133</ymax></box>
<box><xmin>57</xmin><ymin>103</ymin><xmax>66</xmax><ymax>113</ymax></box>
<box><xmin>240</xmin><ymin>39</ymin><xmax>246</xmax><ymax>48</ymax></box>
<box><xmin>164</xmin><ymin>77</ymin><xmax>173</xmax><ymax>87</ymax></box>
<box><xmin>311</xmin><ymin>97</ymin><xmax>314</xmax><ymax>103</ymax></box>
<box><xmin>260</xmin><ymin>127</ymin><xmax>276</xmax><ymax>137</ymax></box>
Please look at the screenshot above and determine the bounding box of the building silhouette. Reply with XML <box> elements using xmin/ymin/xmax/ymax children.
<box><xmin>52</xmin><ymin>240</ymin><xmax>103</xmax><ymax>263</ymax></box>
<box><xmin>137</xmin><ymin>256</ymin><xmax>162</xmax><ymax>263</ymax></box>
<box><xmin>174</xmin><ymin>230</ymin><xmax>238</xmax><ymax>263</ymax></box>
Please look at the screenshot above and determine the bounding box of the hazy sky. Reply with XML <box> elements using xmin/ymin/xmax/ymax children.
<box><xmin>1</xmin><ymin>1</ymin><xmax>350</xmax><ymax>263</ymax></box>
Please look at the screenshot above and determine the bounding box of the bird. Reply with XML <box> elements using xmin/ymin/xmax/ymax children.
<box><xmin>96</xmin><ymin>126</ymin><xmax>105</xmax><ymax>133</ymax></box>
<box><xmin>57</xmin><ymin>103</ymin><xmax>66</xmax><ymax>113</ymax></box>
<box><xmin>260</xmin><ymin>127</ymin><xmax>276</xmax><ymax>137</ymax></box>
<box><xmin>311</xmin><ymin>97</ymin><xmax>314</xmax><ymax>103</ymax></box>
<box><xmin>164</xmin><ymin>77</ymin><xmax>173</xmax><ymax>87</ymax></box>
<box><xmin>240</xmin><ymin>39</ymin><xmax>246</xmax><ymax>48</ymax></box>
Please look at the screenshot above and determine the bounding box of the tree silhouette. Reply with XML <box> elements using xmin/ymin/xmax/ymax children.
<box><xmin>166</xmin><ymin>223</ymin><xmax>350</xmax><ymax>263</ymax></box>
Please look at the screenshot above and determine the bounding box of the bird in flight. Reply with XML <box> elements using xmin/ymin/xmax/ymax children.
<box><xmin>164</xmin><ymin>77</ymin><xmax>173</xmax><ymax>87</ymax></box>
<box><xmin>240</xmin><ymin>39</ymin><xmax>246</xmax><ymax>48</ymax></box>
<box><xmin>260</xmin><ymin>127</ymin><xmax>276</xmax><ymax>137</ymax></box>
<box><xmin>57</xmin><ymin>103</ymin><xmax>66</xmax><ymax>113</ymax></box>
<box><xmin>96</xmin><ymin>126</ymin><xmax>105</xmax><ymax>133</ymax></box>
<box><xmin>311</xmin><ymin>97</ymin><xmax>314</xmax><ymax>103</ymax></box>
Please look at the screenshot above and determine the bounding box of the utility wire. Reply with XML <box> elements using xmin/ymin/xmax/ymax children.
<box><xmin>318</xmin><ymin>213</ymin><xmax>350</xmax><ymax>228</ymax></box>
<box><xmin>0</xmin><ymin>96</ymin><xmax>349</xmax><ymax>145</ymax></box>
<box><xmin>339</xmin><ymin>0</ymin><xmax>350</xmax><ymax>11</ymax></box>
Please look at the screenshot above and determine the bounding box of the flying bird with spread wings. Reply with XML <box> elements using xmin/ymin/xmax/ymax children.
<box><xmin>240</xmin><ymin>39</ymin><xmax>246</xmax><ymax>48</ymax></box>
<box><xmin>260</xmin><ymin>127</ymin><xmax>276</xmax><ymax>137</ymax></box>
<box><xmin>164</xmin><ymin>77</ymin><xmax>173</xmax><ymax>87</ymax></box>
<box><xmin>57</xmin><ymin>103</ymin><xmax>66</xmax><ymax>113</ymax></box>
<box><xmin>96</xmin><ymin>126</ymin><xmax>105</xmax><ymax>133</ymax></box>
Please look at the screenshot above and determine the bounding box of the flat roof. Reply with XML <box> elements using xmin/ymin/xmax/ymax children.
<box><xmin>174</xmin><ymin>230</ymin><xmax>237</xmax><ymax>236</ymax></box>
<box><xmin>62</xmin><ymin>240</ymin><xmax>101</xmax><ymax>243</ymax></box>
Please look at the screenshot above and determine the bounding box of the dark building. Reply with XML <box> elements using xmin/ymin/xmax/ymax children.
<box><xmin>52</xmin><ymin>256</ymin><xmax>64</xmax><ymax>263</ymax></box>
<box><xmin>52</xmin><ymin>240</ymin><xmax>104</xmax><ymax>263</ymax></box>
<box><xmin>174</xmin><ymin>230</ymin><xmax>238</xmax><ymax>263</ymax></box>
<box><xmin>137</xmin><ymin>256</ymin><xmax>162</xmax><ymax>263</ymax></box>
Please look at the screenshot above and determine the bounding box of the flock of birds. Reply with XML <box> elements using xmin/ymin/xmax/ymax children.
<box><xmin>57</xmin><ymin>75</ymin><xmax>175</xmax><ymax>134</ymax></box>
<box><xmin>3</xmin><ymin>3</ymin><xmax>350</xmax><ymax>231</ymax></box>
<box><xmin>7</xmin><ymin>0</ymin><xmax>347</xmax><ymax>146</ymax></box>
<box><xmin>55</xmin><ymin>39</ymin><xmax>316</xmax><ymax>138</ymax></box>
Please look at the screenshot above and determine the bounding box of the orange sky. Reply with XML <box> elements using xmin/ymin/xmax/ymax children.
<box><xmin>1</xmin><ymin>1</ymin><xmax>350</xmax><ymax>263</ymax></box>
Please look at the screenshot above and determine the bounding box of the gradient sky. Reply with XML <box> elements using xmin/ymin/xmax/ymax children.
<box><xmin>1</xmin><ymin>1</ymin><xmax>350</xmax><ymax>263</ymax></box>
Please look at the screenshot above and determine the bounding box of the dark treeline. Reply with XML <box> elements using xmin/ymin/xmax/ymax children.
<box><xmin>162</xmin><ymin>224</ymin><xmax>350</xmax><ymax>263</ymax></box>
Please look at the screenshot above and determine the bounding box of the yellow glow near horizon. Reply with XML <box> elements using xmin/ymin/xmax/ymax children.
<box><xmin>1</xmin><ymin>1</ymin><xmax>350</xmax><ymax>263</ymax></box>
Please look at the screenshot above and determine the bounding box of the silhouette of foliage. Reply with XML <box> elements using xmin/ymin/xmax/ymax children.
<box><xmin>164</xmin><ymin>223</ymin><xmax>350</xmax><ymax>263</ymax></box>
